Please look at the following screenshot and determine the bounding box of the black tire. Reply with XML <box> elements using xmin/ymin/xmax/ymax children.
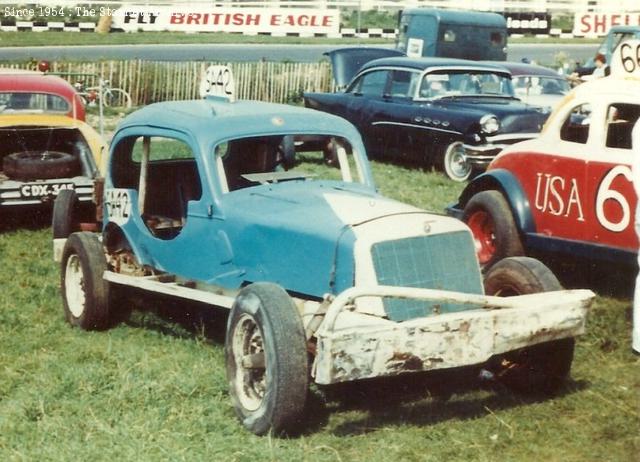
<box><xmin>484</xmin><ymin>256</ymin><xmax>574</xmax><ymax>394</ymax></box>
<box><xmin>462</xmin><ymin>190</ymin><xmax>524</xmax><ymax>268</ymax></box>
<box><xmin>483</xmin><ymin>256</ymin><xmax>562</xmax><ymax>296</ymax></box>
<box><xmin>3</xmin><ymin>150</ymin><xmax>80</xmax><ymax>181</ymax></box>
<box><xmin>52</xmin><ymin>190</ymin><xmax>96</xmax><ymax>239</ymax></box>
<box><xmin>225</xmin><ymin>282</ymin><xmax>309</xmax><ymax>435</ymax></box>
<box><xmin>60</xmin><ymin>232</ymin><xmax>111</xmax><ymax>330</ymax></box>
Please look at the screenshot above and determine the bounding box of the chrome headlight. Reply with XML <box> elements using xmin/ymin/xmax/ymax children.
<box><xmin>480</xmin><ymin>114</ymin><xmax>500</xmax><ymax>134</ymax></box>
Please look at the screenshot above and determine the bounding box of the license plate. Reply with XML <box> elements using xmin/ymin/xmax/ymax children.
<box><xmin>19</xmin><ymin>182</ymin><xmax>74</xmax><ymax>199</ymax></box>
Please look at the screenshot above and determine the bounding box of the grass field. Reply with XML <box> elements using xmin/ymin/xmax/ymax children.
<box><xmin>0</xmin><ymin>154</ymin><xmax>638</xmax><ymax>460</ymax></box>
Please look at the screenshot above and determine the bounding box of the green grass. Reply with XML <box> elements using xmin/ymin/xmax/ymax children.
<box><xmin>0</xmin><ymin>162</ymin><xmax>638</xmax><ymax>461</ymax></box>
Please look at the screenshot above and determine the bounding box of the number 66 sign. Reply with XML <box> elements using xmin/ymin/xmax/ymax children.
<box><xmin>611</xmin><ymin>39</ymin><xmax>640</xmax><ymax>77</ymax></box>
<box><xmin>199</xmin><ymin>65</ymin><xmax>236</xmax><ymax>101</ymax></box>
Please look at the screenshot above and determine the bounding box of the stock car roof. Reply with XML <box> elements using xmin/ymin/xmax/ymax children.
<box><xmin>117</xmin><ymin>97</ymin><xmax>365</xmax><ymax>142</ymax></box>
<box><xmin>0</xmin><ymin>71</ymin><xmax>77</xmax><ymax>98</ymax></box>
<box><xmin>358</xmin><ymin>56</ymin><xmax>512</xmax><ymax>74</ymax></box>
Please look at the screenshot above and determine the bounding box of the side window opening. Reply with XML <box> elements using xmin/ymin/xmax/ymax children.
<box><xmin>351</xmin><ymin>70</ymin><xmax>388</xmax><ymax>97</ymax></box>
<box><xmin>560</xmin><ymin>103</ymin><xmax>592</xmax><ymax>144</ymax></box>
<box><xmin>605</xmin><ymin>103</ymin><xmax>640</xmax><ymax>149</ymax></box>
<box><xmin>389</xmin><ymin>70</ymin><xmax>419</xmax><ymax>98</ymax></box>
<box><xmin>114</xmin><ymin>136</ymin><xmax>202</xmax><ymax>240</ymax></box>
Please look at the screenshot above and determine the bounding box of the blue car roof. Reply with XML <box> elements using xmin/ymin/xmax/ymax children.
<box><xmin>359</xmin><ymin>56</ymin><xmax>511</xmax><ymax>74</ymax></box>
<box><xmin>401</xmin><ymin>8</ymin><xmax>506</xmax><ymax>28</ymax></box>
<box><xmin>116</xmin><ymin>97</ymin><xmax>364</xmax><ymax>143</ymax></box>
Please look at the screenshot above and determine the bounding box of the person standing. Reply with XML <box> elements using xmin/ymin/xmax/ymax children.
<box><xmin>632</xmin><ymin>120</ymin><xmax>640</xmax><ymax>353</ymax></box>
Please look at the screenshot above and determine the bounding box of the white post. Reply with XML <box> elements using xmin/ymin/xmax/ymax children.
<box><xmin>138</xmin><ymin>136</ymin><xmax>150</xmax><ymax>215</ymax></box>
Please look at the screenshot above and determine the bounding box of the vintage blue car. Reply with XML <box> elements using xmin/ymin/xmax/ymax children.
<box><xmin>304</xmin><ymin>52</ymin><xmax>550</xmax><ymax>181</ymax></box>
<box><xmin>53</xmin><ymin>84</ymin><xmax>592</xmax><ymax>436</ymax></box>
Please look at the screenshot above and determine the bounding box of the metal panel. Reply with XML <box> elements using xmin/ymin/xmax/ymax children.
<box><xmin>371</xmin><ymin>231</ymin><xmax>483</xmax><ymax>321</ymax></box>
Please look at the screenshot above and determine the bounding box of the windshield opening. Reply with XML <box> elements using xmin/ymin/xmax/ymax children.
<box><xmin>418</xmin><ymin>70</ymin><xmax>514</xmax><ymax>99</ymax></box>
<box><xmin>215</xmin><ymin>134</ymin><xmax>363</xmax><ymax>192</ymax></box>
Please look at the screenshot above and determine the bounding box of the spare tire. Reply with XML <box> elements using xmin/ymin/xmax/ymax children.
<box><xmin>3</xmin><ymin>151</ymin><xmax>80</xmax><ymax>181</ymax></box>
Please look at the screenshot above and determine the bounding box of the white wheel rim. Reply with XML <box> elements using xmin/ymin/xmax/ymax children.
<box><xmin>231</xmin><ymin>313</ymin><xmax>267</xmax><ymax>412</ymax></box>
<box><xmin>64</xmin><ymin>254</ymin><xmax>86</xmax><ymax>318</ymax></box>
<box><xmin>445</xmin><ymin>143</ymin><xmax>471</xmax><ymax>181</ymax></box>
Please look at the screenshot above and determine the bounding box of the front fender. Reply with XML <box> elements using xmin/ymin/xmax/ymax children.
<box><xmin>447</xmin><ymin>169</ymin><xmax>535</xmax><ymax>234</ymax></box>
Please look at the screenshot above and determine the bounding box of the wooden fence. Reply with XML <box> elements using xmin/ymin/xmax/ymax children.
<box><xmin>9</xmin><ymin>60</ymin><xmax>334</xmax><ymax>106</ymax></box>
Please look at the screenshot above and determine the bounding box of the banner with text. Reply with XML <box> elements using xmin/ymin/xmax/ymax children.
<box><xmin>111</xmin><ymin>5</ymin><xmax>340</xmax><ymax>34</ymax></box>
<box><xmin>573</xmin><ymin>12</ymin><xmax>640</xmax><ymax>36</ymax></box>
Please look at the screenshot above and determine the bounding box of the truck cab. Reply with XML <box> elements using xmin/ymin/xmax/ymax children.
<box><xmin>397</xmin><ymin>8</ymin><xmax>507</xmax><ymax>61</ymax></box>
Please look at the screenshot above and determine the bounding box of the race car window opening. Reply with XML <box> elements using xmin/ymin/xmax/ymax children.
<box><xmin>560</xmin><ymin>103</ymin><xmax>592</xmax><ymax>144</ymax></box>
<box><xmin>605</xmin><ymin>103</ymin><xmax>640</xmax><ymax>149</ymax></box>
<box><xmin>215</xmin><ymin>135</ymin><xmax>361</xmax><ymax>192</ymax></box>
<box><xmin>0</xmin><ymin>92</ymin><xmax>70</xmax><ymax>114</ymax></box>
<box><xmin>113</xmin><ymin>135</ymin><xmax>202</xmax><ymax>240</ymax></box>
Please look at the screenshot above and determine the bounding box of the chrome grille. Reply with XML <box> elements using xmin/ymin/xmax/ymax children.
<box><xmin>371</xmin><ymin>231</ymin><xmax>483</xmax><ymax>322</ymax></box>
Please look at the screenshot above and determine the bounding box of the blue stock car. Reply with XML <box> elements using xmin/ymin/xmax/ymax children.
<box><xmin>54</xmin><ymin>93</ymin><xmax>592</xmax><ymax>435</ymax></box>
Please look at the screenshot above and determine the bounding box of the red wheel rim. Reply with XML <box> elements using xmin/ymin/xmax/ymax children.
<box><xmin>467</xmin><ymin>210</ymin><xmax>496</xmax><ymax>264</ymax></box>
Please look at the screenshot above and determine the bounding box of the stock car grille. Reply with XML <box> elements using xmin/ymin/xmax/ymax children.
<box><xmin>371</xmin><ymin>231</ymin><xmax>483</xmax><ymax>322</ymax></box>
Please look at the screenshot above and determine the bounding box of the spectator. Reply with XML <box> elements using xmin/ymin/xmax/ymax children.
<box><xmin>569</xmin><ymin>53</ymin><xmax>608</xmax><ymax>85</ymax></box>
<box><xmin>632</xmin><ymin>119</ymin><xmax>640</xmax><ymax>354</ymax></box>
<box><xmin>591</xmin><ymin>53</ymin><xmax>607</xmax><ymax>78</ymax></box>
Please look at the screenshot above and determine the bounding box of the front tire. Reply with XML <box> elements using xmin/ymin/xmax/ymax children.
<box><xmin>61</xmin><ymin>232</ymin><xmax>112</xmax><ymax>330</ymax></box>
<box><xmin>463</xmin><ymin>190</ymin><xmax>524</xmax><ymax>268</ymax></box>
<box><xmin>484</xmin><ymin>257</ymin><xmax>574</xmax><ymax>394</ymax></box>
<box><xmin>225</xmin><ymin>283</ymin><xmax>309</xmax><ymax>435</ymax></box>
<box><xmin>443</xmin><ymin>142</ymin><xmax>472</xmax><ymax>182</ymax></box>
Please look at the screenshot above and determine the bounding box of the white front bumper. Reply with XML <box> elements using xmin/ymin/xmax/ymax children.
<box><xmin>312</xmin><ymin>286</ymin><xmax>594</xmax><ymax>385</ymax></box>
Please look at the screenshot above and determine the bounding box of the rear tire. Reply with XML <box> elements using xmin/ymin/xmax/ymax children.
<box><xmin>225</xmin><ymin>283</ymin><xmax>309</xmax><ymax>435</ymax></box>
<box><xmin>484</xmin><ymin>257</ymin><xmax>574</xmax><ymax>394</ymax></box>
<box><xmin>52</xmin><ymin>190</ymin><xmax>95</xmax><ymax>239</ymax></box>
<box><xmin>463</xmin><ymin>190</ymin><xmax>524</xmax><ymax>268</ymax></box>
<box><xmin>61</xmin><ymin>232</ymin><xmax>112</xmax><ymax>330</ymax></box>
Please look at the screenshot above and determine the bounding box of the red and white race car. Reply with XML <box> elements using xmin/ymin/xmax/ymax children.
<box><xmin>448</xmin><ymin>40</ymin><xmax>640</xmax><ymax>269</ymax></box>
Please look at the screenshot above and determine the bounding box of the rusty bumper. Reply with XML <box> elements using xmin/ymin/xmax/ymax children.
<box><xmin>312</xmin><ymin>286</ymin><xmax>593</xmax><ymax>385</ymax></box>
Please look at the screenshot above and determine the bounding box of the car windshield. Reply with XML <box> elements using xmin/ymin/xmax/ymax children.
<box><xmin>418</xmin><ymin>70</ymin><xmax>514</xmax><ymax>99</ymax></box>
<box><xmin>512</xmin><ymin>76</ymin><xmax>570</xmax><ymax>98</ymax></box>
<box><xmin>0</xmin><ymin>92</ymin><xmax>70</xmax><ymax>114</ymax></box>
<box><xmin>215</xmin><ymin>134</ymin><xmax>365</xmax><ymax>192</ymax></box>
